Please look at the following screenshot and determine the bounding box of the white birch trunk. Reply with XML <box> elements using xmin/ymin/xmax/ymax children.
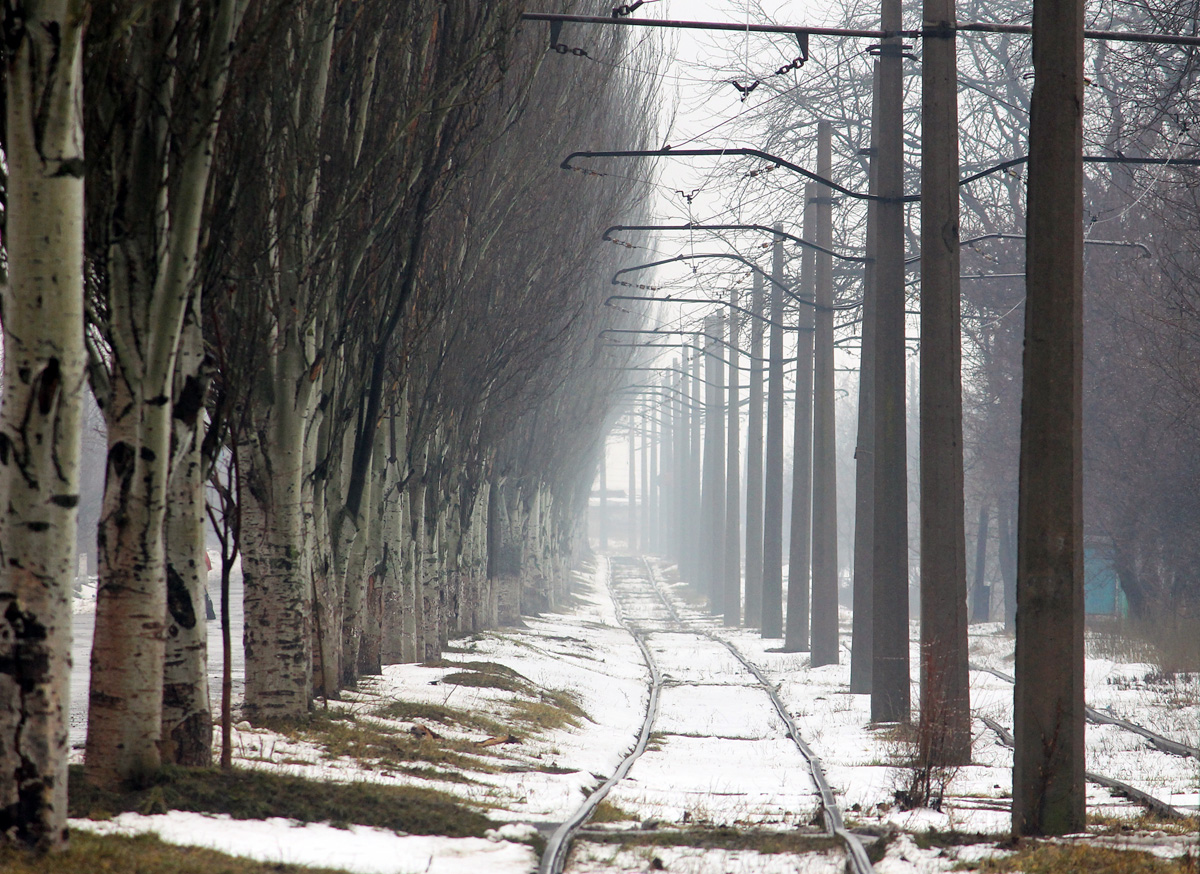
<box><xmin>308</xmin><ymin>406</ymin><xmax>337</xmax><ymax>700</ymax></box>
<box><xmin>400</xmin><ymin>490</ymin><xmax>420</xmax><ymax>663</ymax></box>
<box><xmin>161</xmin><ymin>304</ymin><xmax>211</xmax><ymax>765</ymax></box>
<box><xmin>86</xmin><ymin>0</ymin><xmax>241</xmax><ymax>787</ymax></box>
<box><xmin>379</xmin><ymin>431</ymin><xmax>406</xmax><ymax>665</ymax></box>
<box><xmin>0</xmin><ymin>1</ymin><xmax>85</xmax><ymax>846</ymax></box>
<box><xmin>357</xmin><ymin>423</ymin><xmax>389</xmax><ymax>675</ymax></box>
<box><xmin>420</xmin><ymin>475</ymin><xmax>441</xmax><ymax>662</ymax></box>
<box><xmin>240</xmin><ymin>338</ymin><xmax>313</xmax><ymax>720</ymax></box>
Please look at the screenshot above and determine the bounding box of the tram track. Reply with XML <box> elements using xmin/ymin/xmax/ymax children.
<box><xmin>971</xmin><ymin>662</ymin><xmax>1198</xmax><ymax>821</ymax></box>
<box><xmin>539</xmin><ymin>555</ymin><xmax>873</xmax><ymax>874</ymax></box>
<box><xmin>971</xmin><ymin>663</ymin><xmax>1200</xmax><ymax>761</ymax></box>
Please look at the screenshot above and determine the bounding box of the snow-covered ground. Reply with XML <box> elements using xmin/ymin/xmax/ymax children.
<box><xmin>67</xmin><ymin>557</ymin><xmax>1198</xmax><ymax>872</ymax></box>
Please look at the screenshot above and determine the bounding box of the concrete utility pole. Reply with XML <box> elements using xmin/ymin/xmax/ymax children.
<box><xmin>850</xmin><ymin>62</ymin><xmax>881</xmax><ymax>694</ymax></box>
<box><xmin>1014</xmin><ymin>0</ymin><xmax>1086</xmax><ymax>836</ymax></box>
<box><xmin>761</xmin><ymin>227</ymin><xmax>787</xmax><ymax>637</ymax></box>
<box><xmin>725</xmin><ymin>290</ymin><xmax>742</xmax><ymax>626</ymax></box>
<box><xmin>674</xmin><ymin>365</ymin><xmax>690</xmax><ymax>573</ymax></box>
<box><xmin>919</xmin><ymin>0</ymin><xmax>971</xmax><ymax>765</ymax></box>
<box><xmin>785</xmin><ymin>187</ymin><xmax>816</xmax><ymax>653</ymax></box>
<box><xmin>744</xmin><ymin>273</ymin><xmax>766</xmax><ymax>627</ymax></box>
<box><xmin>628</xmin><ymin>421</ymin><xmax>637</xmax><ymax>552</ymax></box>
<box><xmin>689</xmin><ymin>343</ymin><xmax>703</xmax><ymax>584</ymax></box>
<box><xmin>662</xmin><ymin>379</ymin><xmax>672</xmax><ymax>557</ymax></box>
<box><xmin>811</xmin><ymin>121</ymin><xmax>839</xmax><ymax>667</ymax></box>
<box><xmin>648</xmin><ymin>410</ymin><xmax>657</xmax><ymax>552</ymax></box>
<box><xmin>871</xmin><ymin>0</ymin><xmax>911</xmax><ymax>724</ymax></box>
<box><xmin>702</xmin><ymin>316</ymin><xmax>727</xmax><ymax>610</ymax></box>
<box><xmin>642</xmin><ymin>409</ymin><xmax>652</xmax><ymax>552</ymax></box>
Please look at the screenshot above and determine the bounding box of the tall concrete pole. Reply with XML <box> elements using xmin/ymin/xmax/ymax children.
<box><xmin>689</xmin><ymin>343</ymin><xmax>704</xmax><ymax>586</ymax></box>
<box><xmin>871</xmin><ymin>0</ymin><xmax>911</xmax><ymax>724</ymax></box>
<box><xmin>785</xmin><ymin>187</ymin><xmax>816</xmax><ymax>653</ymax></box>
<box><xmin>761</xmin><ymin>227</ymin><xmax>787</xmax><ymax>638</ymax></box>
<box><xmin>744</xmin><ymin>272</ymin><xmax>766</xmax><ymax>627</ymax></box>
<box><xmin>1014</xmin><ymin>0</ymin><xmax>1086</xmax><ymax>836</ymax></box>
<box><xmin>920</xmin><ymin>0</ymin><xmax>971</xmax><ymax>764</ymax></box>
<box><xmin>648</xmin><ymin>404</ymin><xmax>658</xmax><ymax>553</ymax></box>
<box><xmin>811</xmin><ymin>121</ymin><xmax>840</xmax><ymax>667</ymax></box>
<box><xmin>628</xmin><ymin>420</ymin><xmax>637</xmax><ymax>553</ymax></box>
<box><xmin>640</xmin><ymin>411</ymin><xmax>650</xmax><ymax>552</ymax></box>
<box><xmin>811</xmin><ymin>123</ymin><xmax>840</xmax><ymax>667</ymax></box>
<box><xmin>850</xmin><ymin>62</ymin><xmax>881</xmax><ymax>694</ymax></box>
<box><xmin>675</xmin><ymin>365</ymin><xmax>690</xmax><ymax>572</ymax></box>
<box><xmin>702</xmin><ymin>317</ymin><xmax>727</xmax><ymax>609</ymax></box>
<box><xmin>725</xmin><ymin>291</ymin><xmax>742</xmax><ymax>626</ymax></box>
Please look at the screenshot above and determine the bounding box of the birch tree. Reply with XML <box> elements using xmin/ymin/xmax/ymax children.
<box><xmin>82</xmin><ymin>0</ymin><xmax>243</xmax><ymax>785</ymax></box>
<box><xmin>0</xmin><ymin>0</ymin><xmax>87</xmax><ymax>849</ymax></box>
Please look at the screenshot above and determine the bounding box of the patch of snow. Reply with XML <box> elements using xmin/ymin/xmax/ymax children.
<box><xmin>71</xmin><ymin>811</ymin><xmax>536</xmax><ymax>874</ymax></box>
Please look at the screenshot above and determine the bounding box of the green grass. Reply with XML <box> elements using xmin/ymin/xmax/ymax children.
<box><xmin>581</xmin><ymin>826</ymin><xmax>839</xmax><ymax>855</ymax></box>
<box><xmin>959</xmin><ymin>843</ymin><xmax>1197</xmax><ymax>874</ymax></box>
<box><xmin>258</xmin><ymin>710</ymin><xmax>498</xmax><ymax>776</ymax></box>
<box><xmin>0</xmin><ymin>832</ymin><xmax>357</xmax><ymax>874</ymax></box>
<box><xmin>590</xmin><ymin>799</ymin><xmax>637</xmax><ymax>823</ymax></box>
<box><xmin>68</xmin><ymin>764</ymin><xmax>494</xmax><ymax>837</ymax></box>
<box><xmin>508</xmin><ymin>690</ymin><xmax>588</xmax><ymax>732</ymax></box>
<box><xmin>370</xmin><ymin>699</ymin><xmax>509</xmax><ymax>737</ymax></box>
<box><xmin>1088</xmin><ymin>812</ymin><xmax>1200</xmax><ymax>837</ymax></box>
<box><xmin>911</xmin><ymin>828</ymin><xmax>1006</xmax><ymax>849</ymax></box>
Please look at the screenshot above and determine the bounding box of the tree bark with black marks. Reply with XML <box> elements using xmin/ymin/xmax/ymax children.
<box><xmin>0</xmin><ymin>0</ymin><xmax>87</xmax><ymax>849</ymax></box>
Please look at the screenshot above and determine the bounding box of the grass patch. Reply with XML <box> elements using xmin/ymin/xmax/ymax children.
<box><xmin>1088</xmin><ymin>812</ymin><xmax>1200</xmax><ymax>837</ymax></box>
<box><xmin>258</xmin><ymin>710</ymin><xmax>499</xmax><ymax>775</ymax></box>
<box><xmin>371</xmin><ymin>700</ymin><xmax>509</xmax><ymax>738</ymax></box>
<box><xmin>582</xmin><ymin>827</ymin><xmax>839</xmax><ymax>855</ymax></box>
<box><xmin>912</xmin><ymin>829</ymin><xmax>1005</xmax><ymax>849</ymax></box>
<box><xmin>1088</xmin><ymin>614</ymin><xmax>1200</xmax><ymax>676</ymax></box>
<box><xmin>0</xmin><ymin>831</ymin><xmax>356</xmax><ymax>874</ymax></box>
<box><xmin>68</xmin><ymin>764</ymin><xmax>494</xmax><ymax>837</ymax></box>
<box><xmin>958</xmin><ymin>842</ymin><xmax>1198</xmax><ymax>873</ymax></box>
<box><xmin>590</xmin><ymin>800</ymin><xmax>637</xmax><ymax>823</ymax></box>
<box><xmin>508</xmin><ymin>689</ymin><xmax>587</xmax><ymax>732</ymax></box>
<box><xmin>646</xmin><ymin>731</ymin><xmax>668</xmax><ymax>752</ymax></box>
<box><xmin>440</xmin><ymin>670</ymin><xmax>529</xmax><ymax>694</ymax></box>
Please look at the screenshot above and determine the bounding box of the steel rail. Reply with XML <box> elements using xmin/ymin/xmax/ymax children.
<box><xmin>640</xmin><ymin>560</ymin><xmax>875</xmax><ymax>874</ymax></box>
<box><xmin>971</xmin><ymin>662</ymin><xmax>1200</xmax><ymax>760</ymax></box>
<box><xmin>539</xmin><ymin>556</ymin><xmax>664</xmax><ymax>874</ymax></box>
<box><xmin>978</xmin><ymin>716</ymin><xmax>1193</xmax><ymax>820</ymax></box>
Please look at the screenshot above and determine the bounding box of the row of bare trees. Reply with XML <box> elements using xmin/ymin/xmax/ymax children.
<box><xmin>1</xmin><ymin>0</ymin><xmax>661</xmax><ymax>851</ymax></box>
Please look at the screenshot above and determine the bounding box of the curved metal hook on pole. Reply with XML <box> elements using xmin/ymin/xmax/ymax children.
<box><xmin>566</xmin><ymin>148</ymin><xmax>916</xmax><ymax>203</ymax></box>
<box><xmin>901</xmin><ymin>233</ymin><xmax>1152</xmax><ymax>267</ymax></box>
<box><xmin>959</xmin><ymin>154</ymin><xmax>1200</xmax><ymax>187</ymax></box>
<box><xmin>599</xmin><ymin>328</ymin><xmax>805</xmax><ymax>363</ymax></box>
<box><xmin>617</xmin><ymin>385</ymin><xmax>710</xmax><ymax>414</ymax></box>
<box><xmin>613</xmin><ymin>252</ymin><xmax>790</xmax><ymax>292</ymax></box>
<box><xmin>609</xmin><ymin>344</ymin><xmax>800</xmax><ymax>372</ymax></box>
<box><xmin>611</xmin><ymin>365</ymin><xmax>728</xmax><ymax>390</ymax></box>
<box><xmin>606</xmin><ymin>293</ymin><xmax>800</xmax><ymax>327</ymax></box>
<box><xmin>603</xmin><ymin>222</ymin><xmax>868</xmax><ymax>264</ymax></box>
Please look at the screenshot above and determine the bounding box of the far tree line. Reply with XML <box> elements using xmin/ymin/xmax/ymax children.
<box><xmin>0</xmin><ymin>0</ymin><xmax>663</xmax><ymax>852</ymax></box>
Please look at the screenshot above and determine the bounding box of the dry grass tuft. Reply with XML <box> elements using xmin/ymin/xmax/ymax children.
<box><xmin>0</xmin><ymin>832</ymin><xmax>354</xmax><ymax>874</ymax></box>
<box><xmin>68</xmin><ymin>764</ymin><xmax>494</xmax><ymax>837</ymax></box>
<box><xmin>961</xmin><ymin>842</ymin><xmax>1197</xmax><ymax>873</ymax></box>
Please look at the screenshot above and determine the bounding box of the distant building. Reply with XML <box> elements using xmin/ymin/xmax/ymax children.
<box><xmin>1084</xmin><ymin>537</ymin><xmax>1127</xmax><ymax>616</ymax></box>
